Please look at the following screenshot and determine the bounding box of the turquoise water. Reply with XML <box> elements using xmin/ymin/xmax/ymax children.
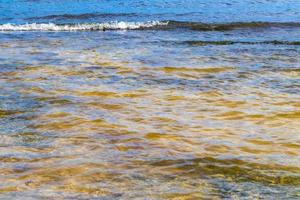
<box><xmin>1</xmin><ymin>1</ymin><xmax>300</xmax><ymax>199</ymax></box>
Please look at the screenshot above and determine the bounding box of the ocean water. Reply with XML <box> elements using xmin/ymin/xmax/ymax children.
<box><xmin>1</xmin><ymin>1</ymin><xmax>300</xmax><ymax>199</ymax></box>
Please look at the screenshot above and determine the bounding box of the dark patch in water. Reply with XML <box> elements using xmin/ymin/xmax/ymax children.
<box><xmin>184</xmin><ymin>40</ymin><xmax>300</xmax><ymax>46</ymax></box>
<box><xmin>27</xmin><ymin>13</ymin><xmax>141</xmax><ymax>20</ymax></box>
<box><xmin>149</xmin><ymin>157</ymin><xmax>300</xmax><ymax>186</ymax></box>
<box><xmin>167</xmin><ymin>21</ymin><xmax>300</xmax><ymax>31</ymax></box>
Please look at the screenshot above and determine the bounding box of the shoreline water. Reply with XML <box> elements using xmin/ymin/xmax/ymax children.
<box><xmin>1</xmin><ymin>1</ymin><xmax>300</xmax><ymax>199</ymax></box>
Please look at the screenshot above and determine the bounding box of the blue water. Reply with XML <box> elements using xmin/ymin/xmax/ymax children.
<box><xmin>2</xmin><ymin>0</ymin><xmax>300</xmax><ymax>24</ymax></box>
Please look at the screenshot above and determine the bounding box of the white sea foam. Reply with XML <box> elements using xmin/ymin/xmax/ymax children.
<box><xmin>0</xmin><ymin>21</ymin><xmax>168</xmax><ymax>31</ymax></box>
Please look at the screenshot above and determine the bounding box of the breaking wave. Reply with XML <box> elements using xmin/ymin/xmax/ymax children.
<box><xmin>0</xmin><ymin>21</ymin><xmax>168</xmax><ymax>31</ymax></box>
<box><xmin>1</xmin><ymin>21</ymin><xmax>300</xmax><ymax>32</ymax></box>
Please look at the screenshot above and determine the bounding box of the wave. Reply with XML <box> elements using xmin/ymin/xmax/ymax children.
<box><xmin>166</xmin><ymin>21</ymin><xmax>300</xmax><ymax>31</ymax></box>
<box><xmin>27</xmin><ymin>13</ymin><xmax>141</xmax><ymax>20</ymax></box>
<box><xmin>0</xmin><ymin>21</ymin><xmax>168</xmax><ymax>31</ymax></box>
<box><xmin>1</xmin><ymin>21</ymin><xmax>300</xmax><ymax>32</ymax></box>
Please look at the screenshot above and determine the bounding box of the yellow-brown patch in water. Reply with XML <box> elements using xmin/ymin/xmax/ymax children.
<box><xmin>158</xmin><ymin>66</ymin><xmax>234</xmax><ymax>74</ymax></box>
<box><xmin>79</xmin><ymin>91</ymin><xmax>118</xmax><ymax>98</ymax></box>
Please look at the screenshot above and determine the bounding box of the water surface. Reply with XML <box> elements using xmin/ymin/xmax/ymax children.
<box><xmin>0</xmin><ymin>1</ymin><xmax>300</xmax><ymax>199</ymax></box>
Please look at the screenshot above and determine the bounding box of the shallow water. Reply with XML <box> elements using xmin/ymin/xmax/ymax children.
<box><xmin>1</xmin><ymin>1</ymin><xmax>300</xmax><ymax>199</ymax></box>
